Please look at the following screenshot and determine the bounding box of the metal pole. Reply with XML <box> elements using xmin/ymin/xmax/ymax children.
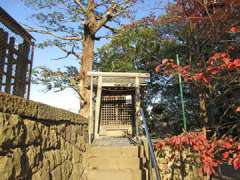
<box><xmin>176</xmin><ymin>54</ymin><xmax>187</xmax><ymax>130</ymax></box>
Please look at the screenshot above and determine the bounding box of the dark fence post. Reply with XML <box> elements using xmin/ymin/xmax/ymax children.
<box><xmin>0</xmin><ymin>29</ymin><xmax>8</xmax><ymax>91</ymax></box>
<box><xmin>5</xmin><ymin>36</ymin><xmax>15</xmax><ymax>94</ymax></box>
<box><xmin>0</xmin><ymin>7</ymin><xmax>34</xmax><ymax>98</ymax></box>
<box><xmin>14</xmin><ymin>41</ymin><xmax>30</xmax><ymax>97</ymax></box>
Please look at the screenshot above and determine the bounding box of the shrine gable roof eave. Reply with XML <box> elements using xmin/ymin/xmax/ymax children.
<box><xmin>88</xmin><ymin>71</ymin><xmax>150</xmax><ymax>88</ymax></box>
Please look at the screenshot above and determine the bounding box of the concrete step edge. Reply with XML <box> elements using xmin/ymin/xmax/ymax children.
<box><xmin>87</xmin><ymin>145</ymin><xmax>144</xmax><ymax>157</ymax></box>
<box><xmin>86</xmin><ymin>169</ymin><xmax>143</xmax><ymax>180</ymax></box>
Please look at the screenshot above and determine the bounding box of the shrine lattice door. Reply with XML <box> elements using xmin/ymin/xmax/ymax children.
<box><xmin>100</xmin><ymin>95</ymin><xmax>134</xmax><ymax>131</ymax></box>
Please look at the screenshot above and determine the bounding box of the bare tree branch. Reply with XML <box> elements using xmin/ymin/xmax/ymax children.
<box><xmin>95</xmin><ymin>34</ymin><xmax>114</xmax><ymax>40</ymax></box>
<box><xmin>54</xmin><ymin>44</ymin><xmax>82</xmax><ymax>59</ymax></box>
<box><xmin>60</xmin><ymin>0</ymin><xmax>85</xmax><ymax>16</ymax></box>
<box><xmin>51</xmin><ymin>54</ymin><xmax>71</xmax><ymax>60</ymax></box>
<box><xmin>74</xmin><ymin>0</ymin><xmax>87</xmax><ymax>14</ymax></box>
<box><xmin>96</xmin><ymin>1</ymin><xmax>110</xmax><ymax>8</ymax></box>
<box><xmin>94</xmin><ymin>1</ymin><xmax>133</xmax><ymax>33</ymax></box>
<box><xmin>103</xmin><ymin>24</ymin><xmax>118</xmax><ymax>33</ymax></box>
<box><xmin>94</xmin><ymin>4</ymin><xmax>117</xmax><ymax>32</ymax></box>
<box><xmin>23</xmin><ymin>24</ymin><xmax>82</xmax><ymax>41</ymax></box>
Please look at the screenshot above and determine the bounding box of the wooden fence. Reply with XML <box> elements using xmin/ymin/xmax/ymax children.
<box><xmin>0</xmin><ymin>7</ymin><xmax>34</xmax><ymax>98</ymax></box>
<box><xmin>0</xmin><ymin>28</ymin><xmax>33</xmax><ymax>98</ymax></box>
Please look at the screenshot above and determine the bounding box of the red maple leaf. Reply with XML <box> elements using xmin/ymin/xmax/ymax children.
<box><xmin>207</xmin><ymin>66</ymin><xmax>221</xmax><ymax>75</ymax></box>
<box><xmin>223</xmin><ymin>142</ymin><xmax>232</xmax><ymax>149</ymax></box>
<box><xmin>237</xmin><ymin>144</ymin><xmax>240</xmax><ymax>150</ymax></box>
<box><xmin>223</xmin><ymin>152</ymin><xmax>229</xmax><ymax>159</ymax></box>
<box><xmin>233</xmin><ymin>59</ymin><xmax>240</xmax><ymax>67</ymax></box>
<box><xmin>232</xmin><ymin>158</ymin><xmax>240</xmax><ymax>170</ymax></box>
<box><xmin>230</xmin><ymin>26</ymin><xmax>238</xmax><ymax>33</ymax></box>
<box><xmin>235</xmin><ymin>107</ymin><xmax>240</xmax><ymax>113</ymax></box>
<box><xmin>192</xmin><ymin>73</ymin><xmax>209</xmax><ymax>84</ymax></box>
<box><xmin>155</xmin><ymin>65</ymin><xmax>161</xmax><ymax>73</ymax></box>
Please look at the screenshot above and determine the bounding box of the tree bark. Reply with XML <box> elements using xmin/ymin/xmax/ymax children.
<box><xmin>79</xmin><ymin>33</ymin><xmax>94</xmax><ymax>118</ymax></box>
<box><xmin>199</xmin><ymin>93</ymin><xmax>208</xmax><ymax>136</ymax></box>
<box><xmin>79</xmin><ymin>0</ymin><xmax>96</xmax><ymax>118</ymax></box>
<box><xmin>78</xmin><ymin>0</ymin><xmax>119</xmax><ymax>118</ymax></box>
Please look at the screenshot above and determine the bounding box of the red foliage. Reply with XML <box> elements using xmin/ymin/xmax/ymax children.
<box><xmin>156</xmin><ymin>132</ymin><xmax>240</xmax><ymax>176</ymax></box>
<box><xmin>122</xmin><ymin>16</ymin><xmax>158</xmax><ymax>29</ymax></box>
<box><xmin>230</xmin><ymin>26</ymin><xmax>238</xmax><ymax>33</ymax></box>
<box><xmin>153</xmin><ymin>0</ymin><xmax>240</xmax><ymax>47</ymax></box>
<box><xmin>235</xmin><ymin>107</ymin><xmax>240</xmax><ymax>112</ymax></box>
<box><xmin>191</xmin><ymin>72</ymin><xmax>209</xmax><ymax>84</ymax></box>
<box><xmin>223</xmin><ymin>152</ymin><xmax>229</xmax><ymax>159</ymax></box>
<box><xmin>228</xmin><ymin>153</ymin><xmax>240</xmax><ymax>170</ymax></box>
<box><xmin>155</xmin><ymin>65</ymin><xmax>161</xmax><ymax>73</ymax></box>
<box><xmin>232</xmin><ymin>157</ymin><xmax>240</xmax><ymax>170</ymax></box>
<box><xmin>155</xmin><ymin>52</ymin><xmax>240</xmax><ymax>85</ymax></box>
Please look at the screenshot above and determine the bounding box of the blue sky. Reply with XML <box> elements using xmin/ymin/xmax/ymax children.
<box><xmin>0</xmin><ymin>0</ymin><xmax>170</xmax><ymax>112</ymax></box>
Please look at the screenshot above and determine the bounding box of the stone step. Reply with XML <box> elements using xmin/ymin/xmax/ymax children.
<box><xmin>87</xmin><ymin>146</ymin><xmax>143</xmax><ymax>158</ymax></box>
<box><xmin>99</xmin><ymin>130</ymin><xmax>129</xmax><ymax>137</ymax></box>
<box><xmin>87</xmin><ymin>169</ymin><xmax>143</xmax><ymax>180</ymax></box>
<box><xmin>88</xmin><ymin>157</ymin><xmax>142</xmax><ymax>170</ymax></box>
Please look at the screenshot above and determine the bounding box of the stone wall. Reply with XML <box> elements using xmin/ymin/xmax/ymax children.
<box><xmin>0</xmin><ymin>93</ymin><xmax>88</xmax><ymax>180</ymax></box>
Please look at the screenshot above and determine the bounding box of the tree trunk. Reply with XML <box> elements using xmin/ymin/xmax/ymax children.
<box><xmin>79</xmin><ymin>30</ymin><xmax>95</xmax><ymax>118</ymax></box>
<box><xmin>199</xmin><ymin>93</ymin><xmax>208</xmax><ymax>136</ymax></box>
<box><xmin>79</xmin><ymin>0</ymin><xmax>96</xmax><ymax>118</ymax></box>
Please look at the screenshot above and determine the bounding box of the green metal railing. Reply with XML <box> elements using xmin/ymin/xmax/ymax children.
<box><xmin>176</xmin><ymin>54</ymin><xmax>187</xmax><ymax>130</ymax></box>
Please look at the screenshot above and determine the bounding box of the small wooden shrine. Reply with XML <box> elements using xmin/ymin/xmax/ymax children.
<box><xmin>88</xmin><ymin>72</ymin><xmax>150</xmax><ymax>141</ymax></box>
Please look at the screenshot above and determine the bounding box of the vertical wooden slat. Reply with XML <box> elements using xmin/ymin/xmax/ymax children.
<box><xmin>135</xmin><ymin>77</ymin><xmax>141</xmax><ymax>137</ymax></box>
<box><xmin>0</xmin><ymin>29</ymin><xmax>8</xmax><ymax>91</ymax></box>
<box><xmin>94</xmin><ymin>76</ymin><xmax>102</xmax><ymax>138</ymax></box>
<box><xmin>13</xmin><ymin>43</ymin><xmax>24</xmax><ymax>96</ymax></box>
<box><xmin>89</xmin><ymin>74</ymin><xmax>93</xmax><ymax>143</ymax></box>
<box><xmin>26</xmin><ymin>43</ymin><xmax>34</xmax><ymax>99</ymax></box>
<box><xmin>14</xmin><ymin>41</ymin><xmax>30</xmax><ymax>97</ymax></box>
<box><xmin>5</xmin><ymin>36</ymin><xmax>15</xmax><ymax>93</ymax></box>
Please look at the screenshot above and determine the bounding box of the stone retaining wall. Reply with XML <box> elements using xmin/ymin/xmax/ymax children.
<box><xmin>0</xmin><ymin>93</ymin><xmax>88</xmax><ymax>180</ymax></box>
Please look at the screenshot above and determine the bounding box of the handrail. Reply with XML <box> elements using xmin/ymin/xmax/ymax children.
<box><xmin>140</xmin><ymin>108</ymin><xmax>161</xmax><ymax>180</ymax></box>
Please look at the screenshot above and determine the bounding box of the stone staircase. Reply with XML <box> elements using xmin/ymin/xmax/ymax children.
<box><xmin>84</xmin><ymin>138</ymin><xmax>147</xmax><ymax>180</ymax></box>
